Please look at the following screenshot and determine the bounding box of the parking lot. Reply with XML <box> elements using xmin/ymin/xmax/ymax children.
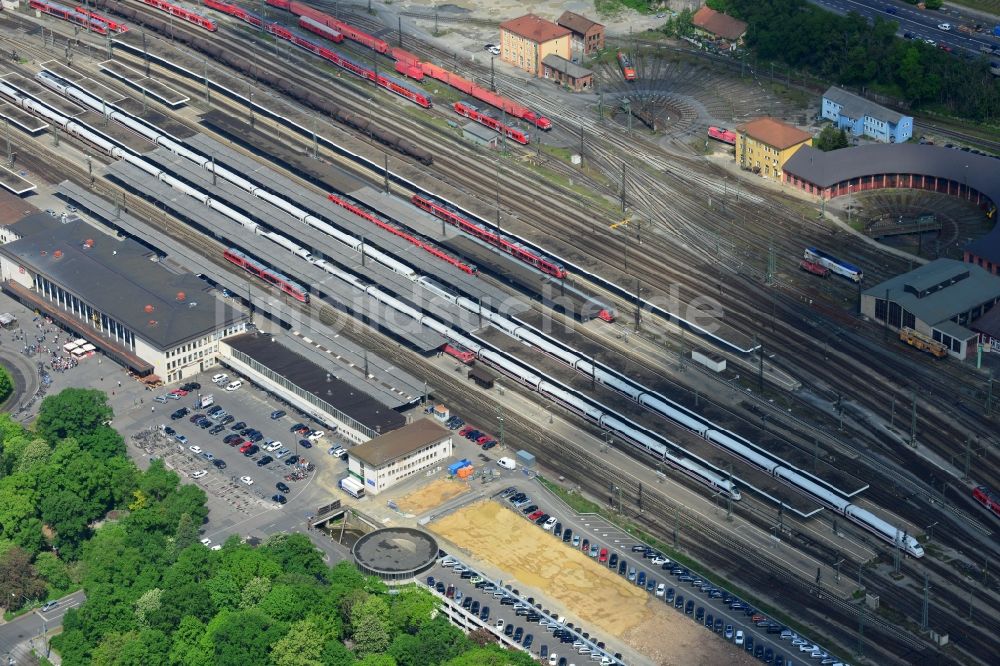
<box><xmin>124</xmin><ymin>368</ymin><xmax>358</xmax><ymax>546</ymax></box>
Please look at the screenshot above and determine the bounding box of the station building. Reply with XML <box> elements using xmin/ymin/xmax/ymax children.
<box><xmin>219</xmin><ymin>332</ymin><xmax>406</xmax><ymax>443</ymax></box>
<box><xmin>821</xmin><ymin>87</ymin><xmax>913</xmax><ymax>144</ymax></box>
<box><xmin>860</xmin><ymin>259</ymin><xmax>1000</xmax><ymax>359</ymax></box>
<box><xmin>346</xmin><ymin>418</ymin><xmax>453</xmax><ymax>495</ymax></box>
<box><xmin>0</xmin><ymin>218</ymin><xmax>247</xmax><ymax>380</ymax></box>
<box><xmin>499</xmin><ymin>14</ymin><xmax>571</xmax><ymax>78</ymax></box>
<box><xmin>556</xmin><ymin>11</ymin><xmax>604</xmax><ymax>56</ymax></box>
<box><xmin>735</xmin><ymin>118</ymin><xmax>813</xmax><ymax>180</ymax></box>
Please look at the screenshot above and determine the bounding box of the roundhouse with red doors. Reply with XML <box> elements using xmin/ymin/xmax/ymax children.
<box><xmin>973</xmin><ymin>485</ymin><xmax>1000</xmax><ymax>518</ymax></box>
<box><xmin>452</xmin><ymin>101</ymin><xmax>529</xmax><ymax>145</ymax></box>
<box><xmin>141</xmin><ymin>0</ymin><xmax>217</xmax><ymax>31</ymax></box>
<box><xmin>223</xmin><ymin>248</ymin><xmax>310</xmax><ymax>303</ymax></box>
<box><xmin>30</xmin><ymin>0</ymin><xmax>110</xmax><ymax>34</ymax></box>
<box><xmin>410</xmin><ymin>194</ymin><xmax>568</xmax><ymax>280</ymax></box>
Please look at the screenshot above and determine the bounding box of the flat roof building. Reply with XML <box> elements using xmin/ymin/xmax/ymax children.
<box><xmin>461</xmin><ymin>122</ymin><xmax>500</xmax><ymax>149</ymax></box>
<box><xmin>500</xmin><ymin>14</ymin><xmax>571</xmax><ymax>77</ymax></box>
<box><xmin>822</xmin><ymin>86</ymin><xmax>913</xmax><ymax>144</ymax></box>
<box><xmin>735</xmin><ymin>118</ymin><xmax>812</xmax><ymax>180</ymax></box>
<box><xmin>220</xmin><ymin>332</ymin><xmax>406</xmax><ymax>442</ymax></box>
<box><xmin>556</xmin><ymin>11</ymin><xmax>604</xmax><ymax>55</ymax></box>
<box><xmin>861</xmin><ymin>259</ymin><xmax>1000</xmax><ymax>359</ymax></box>
<box><xmin>0</xmin><ymin>218</ymin><xmax>247</xmax><ymax>380</ymax></box>
<box><xmin>347</xmin><ymin>418</ymin><xmax>453</xmax><ymax>495</ymax></box>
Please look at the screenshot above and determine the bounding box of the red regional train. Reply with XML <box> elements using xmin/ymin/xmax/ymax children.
<box><xmin>202</xmin><ymin>0</ymin><xmax>431</xmax><ymax>107</ymax></box>
<box><xmin>265</xmin><ymin>0</ymin><xmax>549</xmax><ymax>128</ymax></box>
<box><xmin>326</xmin><ymin>193</ymin><xmax>475</xmax><ymax>275</ymax></box>
<box><xmin>973</xmin><ymin>485</ymin><xmax>1000</xmax><ymax>518</ymax></box>
<box><xmin>74</xmin><ymin>6</ymin><xmax>129</xmax><ymax>32</ymax></box>
<box><xmin>452</xmin><ymin>101</ymin><xmax>529</xmax><ymax>145</ymax></box>
<box><xmin>297</xmin><ymin>15</ymin><xmax>343</xmax><ymax>43</ymax></box>
<box><xmin>708</xmin><ymin>126</ymin><xmax>737</xmax><ymax>145</ymax></box>
<box><xmin>223</xmin><ymin>248</ymin><xmax>310</xmax><ymax>303</ymax></box>
<box><xmin>411</xmin><ymin>194</ymin><xmax>568</xmax><ymax>279</ymax></box>
<box><xmin>140</xmin><ymin>0</ymin><xmax>217</xmax><ymax>31</ymax></box>
<box><xmin>30</xmin><ymin>0</ymin><xmax>110</xmax><ymax>34</ymax></box>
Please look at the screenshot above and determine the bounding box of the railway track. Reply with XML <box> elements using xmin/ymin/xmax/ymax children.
<box><xmin>9</xmin><ymin>13</ymin><xmax>1000</xmax><ymax>660</ymax></box>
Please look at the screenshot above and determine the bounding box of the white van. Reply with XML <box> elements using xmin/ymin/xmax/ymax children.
<box><xmin>225</xmin><ymin>380</ymin><xmax>243</xmax><ymax>392</ymax></box>
<box><xmin>196</xmin><ymin>394</ymin><xmax>214</xmax><ymax>408</ymax></box>
<box><xmin>497</xmin><ymin>457</ymin><xmax>516</xmax><ymax>471</ymax></box>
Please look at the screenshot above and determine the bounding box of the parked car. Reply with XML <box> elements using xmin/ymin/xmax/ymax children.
<box><xmin>271</xmin><ymin>410</ymin><xmax>286</xmax><ymax>419</ymax></box>
<box><xmin>272</xmin><ymin>494</ymin><xmax>287</xmax><ymax>505</ymax></box>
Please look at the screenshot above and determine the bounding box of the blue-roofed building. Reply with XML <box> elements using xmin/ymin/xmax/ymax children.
<box><xmin>821</xmin><ymin>86</ymin><xmax>912</xmax><ymax>144</ymax></box>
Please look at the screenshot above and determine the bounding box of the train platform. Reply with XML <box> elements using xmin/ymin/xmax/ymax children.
<box><xmin>74</xmin><ymin>110</ymin><xmax>153</xmax><ymax>153</ymax></box>
<box><xmin>1</xmin><ymin>73</ymin><xmax>84</xmax><ymax>118</ymax></box>
<box><xmin>0</xmin><ymin>166</ymin><xmax>36</xmax><ymax>195</ymax></box>
<box><xmin>0</xmin><ymin>99</ymin><xmax>48</xmax><ymax>133</ymax></box>
<box><xmin>142</xmin><ymin>148</ymin><xmax>474</xmax><ymax>329</ymax></box>
<box><xmin>183</xmin><ymin>133</ymin><xmax>520</xmax><ymax>312</ymax></box>
<box><xmin>102</xmin><ymin>160</ymin><xmax>447</xmax><ymax>352</ymax></box>
<box><xmin>99</xmin><ymin>60</ymin><xmax>190</xmax><ymax>108</ymax></box>
<box><xmin>56</xmin><ymin>180</ymin><xmax>428</xmax><ymax>408</ymax></box>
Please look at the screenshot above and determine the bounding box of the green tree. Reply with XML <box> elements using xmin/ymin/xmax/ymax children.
<box><xmin>16</xmin><ymin>438</ymin><xmax>51</xmax><ymax>473</ymax></box>
<box><xmin>443</xmin><ymin>645</ymin><xmax>538</xmax><ymax>666</ymax></box>
<box><xmin>173</xmin><ymin>514</ymin><xmax>200</xmax><ymax>556</ymax></box>
<box><xmin>35</xmin><ymin>389</ymin><xmax>116</xmax><ymax>452</ymax></box>
<box><xmin>33</xmin><ymin>550</ymin><xmax>72</xmax><ymax>595</ymax></box>
<box><xmin>0</xmin><ymin>472</ymin><xmax>44</xmax><ymax>552</ymax></box>
<box><xmin>319</xmin><ymin>638</ymin><xmax>356</xmax><ymax>666</ymax></box>
<box><xmin>356</xmin><ymin>655</ymin><xmax>396</xmax><ymax>666</ymax></box>
<box><xmin>208</xmin><ymin>608</ymin><xmax>287</xmax><ymax>666</ymax></box>
<box><xmin>0</xmin><ymin>365</ymin><xmax>13</xmax><ymax>403</ymax></box>
<box><xmin>350</xmin><ymin>595</ymin><xmax>391</xmax><ymax>658</ymax></box>
<box><xmin>0</xmin><ymin>545</ymin><xmax>47</xmax><ymax>609</ymax></box>
<box><xmin>134</xmin><ymin>588</ymin><xmax>163</xmax><ymax>629</ymax></box>
<box><xmin>262</xmin><ymin>533</ymin><xmax>328</xmax><ymax>581</ymax></box>
<box><xmin>271</xmin><ymin>618</ymin><xmax>327</xmax><ymax>666</ymax></box>
<box><xmin>814</xmin><ymin>125</ymin><xmax>849</xmax><ymax>151</ymax></box>
<box><xmin>239</xmin><ymin>576</ymin><xmax>272</xmax><ymax>609</ymax></box>
<box><xmin>388</xmin><ymin>585</ymin><xmax>438</xmax><ymax>633</ymax></box>
<box><xmin>167</xmin><ymin>615</ymin><xmax>208</xmax><ymax>666</ymax></box>
<box><xmin>206</xmin><ymin>570</ymin><xmax>242</xmax><ymax>610</ymax></box>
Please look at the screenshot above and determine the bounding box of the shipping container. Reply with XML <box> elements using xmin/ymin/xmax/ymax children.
<box><xmin>448</xmin><ymin>459</ymin><xmax>471</xmax><ymax>475</ymax></box>
<box><xmin>456</xmin><ymin>465</ymin><xmax>474</xmax><ymax>478</ymax></box>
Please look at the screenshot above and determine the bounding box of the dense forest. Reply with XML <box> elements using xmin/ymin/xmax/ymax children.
<box><xmin>0</xmin><ymin>389</ymin><xmax>536</xmax><ymax>665</ymax></box>
<box><xmin>705</xmin><ymin>0</ymin><xmax>1000</xmax><ymax>123</ymax></box>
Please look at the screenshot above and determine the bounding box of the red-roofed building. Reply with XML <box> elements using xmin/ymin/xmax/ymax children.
<box><xmin>692</xmin><ymin>6</ymin><xmax>747</xmax><ymax>49</ymax></box>
<box><xmin>735</xmin><ymin>118</ymin><xmax>813</xmax><ymax>180</ymax></box>
<box><xmin>500</xmin><ymin>14</ymin><xmax>571</xmax><ymax>77</ymax></box>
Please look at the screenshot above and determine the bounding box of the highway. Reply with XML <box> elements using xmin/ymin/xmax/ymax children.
<box><xmin>807</xmin><ymin>0</ymin><xmax>999</xmax><ymax>54</ymax></box>
<box><xmin>0</xmin><ymin>590</ymin><xmax>86</xmax><ymax>665</ymax></box>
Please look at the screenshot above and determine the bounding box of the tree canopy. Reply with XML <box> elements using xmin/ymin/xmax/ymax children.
<box><xmin>814</xmin><ymin>125</ymin><xmax>850</xmax><ymax>151</ymax></box>
<box><xmin>0</xmin><ymin>388</ymin><xmax>534</xmax><ymax>664</ymax></box>
<box><xmin>705</xmin><ymin>0</ymin><xmax>1000</xmax><ymax>123</ymax></box>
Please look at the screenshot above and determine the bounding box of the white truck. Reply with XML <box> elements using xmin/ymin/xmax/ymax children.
<box><xmin>195</xmin><ymin>394</ymin><xmax>214</xmax><ymax>408</ymax></box>
<box><xmin>339</xmin><ymin>476</ymin><xmax>366</xmax><ymax>498</ymax></box>
<box><xmin>497</xmin><ymin>457</ymin><xmax>516</xmax><ymax>471</ymax></box>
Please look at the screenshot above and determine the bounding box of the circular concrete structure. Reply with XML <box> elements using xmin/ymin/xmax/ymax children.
<box><xmin>352</xmin><ymin>527</ymin><xmax>439</xmax><ymax>581</ymax></box>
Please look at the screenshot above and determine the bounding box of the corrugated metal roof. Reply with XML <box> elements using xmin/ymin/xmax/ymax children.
<box><xmin>863</xmin><ymin>258</ymin><xmax>1000</xmax><ymax>327</ymax></box>
<box><xmin>823</xmin><ymin>86</ymin><xmax>905</xmax><ymax>125</ymax></box>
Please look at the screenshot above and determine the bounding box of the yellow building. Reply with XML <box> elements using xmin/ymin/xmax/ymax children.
<box><xmin>500</xmin><ymin>14</ymin><xmax>571</xmax><ymax>77</ymax></box>
<box><xmin>735</xmin><ymin>117</ymin><xmax>813</xmax><ymax>179</ymax></box>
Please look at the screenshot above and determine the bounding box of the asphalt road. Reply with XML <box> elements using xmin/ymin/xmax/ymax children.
<box><xmin>807</xmin><ymin>0</ymin><xmax>1000</xmax><ymax>54</ymax></box>
<box><xmin>0</xmin><ymin>590</ymin><xmax>86</xmax><ymax>665</ymax></box>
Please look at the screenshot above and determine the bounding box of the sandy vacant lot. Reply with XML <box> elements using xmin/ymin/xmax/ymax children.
<box><xmin>431</xmin><ymin>501</ymin><xmax>755</xmax><ymax>666</ymax></box>
<box><xmin>396</xmin><ymin>477</ymin><xmax>469</xmax><ymax>514</ymax></box>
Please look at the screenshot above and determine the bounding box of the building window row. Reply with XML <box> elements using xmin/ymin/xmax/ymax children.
<box><xmin>32</xmin><ymin>274</ymin><xmax>135</xmax><ymax>351</ymax></box>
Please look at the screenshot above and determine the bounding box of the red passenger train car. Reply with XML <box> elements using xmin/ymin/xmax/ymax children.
<box><xmin>30</xmin><ymin>0</ymin><xmax>110</xmax><ymax>34</ymax></box>
<box><xmin>223</xmin><ymin>248</ymin><xmax>310</xmax><ymax>302</ymax></box>
<box><xmin>202</xmin><ymin>0</ymin><xmax>263</xmax><ymax>27</ymax></box>
<box><xmin>411</xmin><ymin>194</ymin><xmax>567</xmax><ymax>279</ymax></box>
<box><xmin>452</xmin><ymin>101</ymin><xmax>529</xmax><ymax>145</ymax></box>
<box><xmin>74</xmin><ymin>6</ymin><xmax>129</xmax><ymax>32</ymax></box>
<box><xmin>298</xmin><ymin>15</ymin><xmax>343</xmax><ymax>43</ymax></box>
<box><xmin>973</xmin><ymin>485</ymin><xmax>1000</xmax><ymax>518</ymax></box>
<box><xmin>141</xmin><ymin>0</ymin><xmax>216</xmax><ymax>31</ymax></box>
